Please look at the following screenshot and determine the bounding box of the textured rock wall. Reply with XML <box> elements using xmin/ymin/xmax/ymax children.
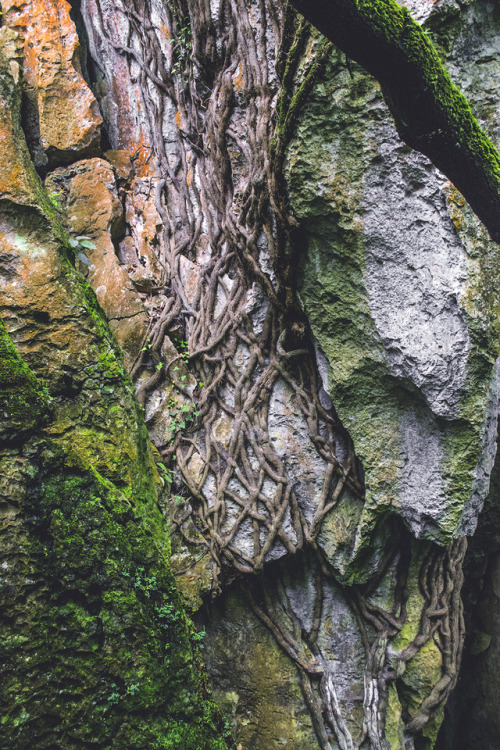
<box><xmin>287</xmin><ymin>28</ymin><xmax>500</xmax><ymax>550</ymax></box>
<box><xmin>1</xmin><ymin>0</ymin><xmax>500</xmax><ymax>748</ymax></box>
<box><xmin>0</xmin><ymin>6</ymin><xmax>228</xmax><ymax>749</ymax></box>
<box><xmin>437</xmin><ymin>443</ymin><xmax>500</xmax><ymax>749</ymax></box>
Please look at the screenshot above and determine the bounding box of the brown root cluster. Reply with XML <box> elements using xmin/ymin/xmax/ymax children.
<box><xmin>98</xmin><ymin>0</ymin><xmax>359</xmax><ymax>581</ymax></box>
<box><xmin>84</xmin><ymin>0</ymin><xmax>468</xmax><ymax>746</ymax></box>
<box><xmin>247</xmin><ymin>537</ymin><xmax>466</xmax><ymax>750</ymax></box>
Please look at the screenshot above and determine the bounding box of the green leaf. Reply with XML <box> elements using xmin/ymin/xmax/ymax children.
<box><xmin>76</xmin><ymin>251</ymin><xmax>92</xmax><ymax>266</ymax></box>
<box><xmin>79</xmin><ymin>239</ymin><xmax>97</xmax><ymax>250</ymax></box>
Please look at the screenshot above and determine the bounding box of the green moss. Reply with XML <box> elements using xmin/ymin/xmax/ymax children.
<box><xmin>416</xmin><ymin>707</ymin><xmax>444</xmax><ymax>750</ymax></box>
<box><xmin>0</xmin><ymin>63</ymin><xmax>227</xmax><ymax>746</ymax></box>
<box><xmin>205</xmin><ymin>588</ymin><xmax>317</xmax><ymax>750</ymax></box>
<box><xmin>440</xmin><ymin>188</ymin><xmax>500</xmax><ymax>533</ymax></box>
<box><xmin>351</xmin><ymin>0</ymin><xmax>500</xmax><ymax>176</ymax></box>
<box><xmin>0</xmin><ymin>318</ymin><xmax>48</xmax><ymax>434</ymax></box>
<box><xmin>387</xmin><ymin>543</ymin><xmax>447</xmax><ymax>747</ymax></box>
<box><xmin>440</xmin><ymin>421</ymin><xmax>482</xmax><ymax>535</ymax></box>
<box><xmin>0</xmin><ymin>455</ymin><xmax>228</xmax><ymax>749</ymax></box>
<box><xmin>0</xmin><ymin>319</ymin><xmax>40</xmax><ymax>391</ymax></box>
<box><xmin>97</xmin><ymin>347</ymin><xmax>126</xmax><ymax>379</ymax></box>
<box><xmin>385</xmin><ymin>683</ymin><xmax>405</xmax><ymax>750</ymax></box>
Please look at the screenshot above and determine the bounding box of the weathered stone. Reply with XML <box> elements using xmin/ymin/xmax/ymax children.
<box><xmin>287</xmin><ymin>44</ymin><xmax>500</xmax><ymax>551</ymax></box>
<box><xmin>0</xmin><ymin>38</ymin><xmax>44</xmax><ymax>207</ymax></box>
<box><xmin>2</xmin><ymin>0</ymin><xmax>102</xmax><ymax>167</ymax></box>
<box><xmin>203</xmin><ymin>583</ymin><xmax>319</xmax><ymax>750</ymax></box>
<box><xmin>0</xmin><ymin>27</ymin><xmax>23</xmax><ymax>82</ymax></box>
<box><xmin>124</xmin><ymin>177</ymin><xmax>163</xmax><ymax>286</ymax></box>
<box><xmin>179</xmin><ymin>254</ymin><xmax>201</xmax><ymax>305</ymax></box>
<box><xmin>0</xmin><ymin>37</ymin><xmax>227</xmax><ymax>748</ymax></box>
<box><xmin>104</xmin><ymin>148</ymin><xmax>135</xmax><ymax>184</ymax></box>
<box><xmin>45</xmin><ymin>158</ymin><xmax>148</xmax><ymax>368</ymax></box>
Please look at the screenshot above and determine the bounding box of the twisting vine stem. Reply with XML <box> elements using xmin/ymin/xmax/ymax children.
<box><xmin>79</xmin><ymin>0</ymin><xmax>468</xmax><ymax>746</ymax></box>
<box><xmin>95</xmin><ymin>0</ymin><xmax>360</xmax><ymax>582</ymax></box>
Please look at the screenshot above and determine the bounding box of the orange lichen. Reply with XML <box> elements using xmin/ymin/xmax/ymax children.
<box><xmin>232</xmin><ymin>62</ymin><xmax>244</xmax><ymax>92</ymax></box>
<box><xmin>443</xmin><ymin>182</ymin><xmax>466</xmax><ymax>232</ymax></box>
<box><xmin>3</xmin><ymin>0</ymin><xmax>101</xmax><ymax>156</ymax></box>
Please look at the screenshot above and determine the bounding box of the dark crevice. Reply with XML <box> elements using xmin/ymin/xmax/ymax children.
<box><xmin>68</xmin><ymin>0</ymin><xmax>113</xmax><ymax>153</ymax></box>
<box><xmin>20</xmin><ymin>90</ymin><xmax>48</xmax><ymax>178</ymax></box>
<box><xmin>436</xmin><ymin>420</ymin><xmax>500</xmax><ymax>750</ymax></box>
<box><xmin>68</xmin><ymin>0</ymin><xmax>97</xmax><ymax>90</ymax></box>
<box><xmin>109</xmin><ymin>213</ymin><xmax>127</xmax><ymax>261</ymax></box>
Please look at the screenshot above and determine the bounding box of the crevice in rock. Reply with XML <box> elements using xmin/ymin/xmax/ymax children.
<box><xmin>67</xmin><ymin>0</ymin><xmax>113</xmax><ymax>153</ymax></box>
<box><xmin>20</xmin><ymin>89</ymin><xmax>48</xmax><ymax>177</ymax></box>
<box><xmin>436</xmin><ymin>419</ymin><xmax>500</xmax><ymax>750</ymax></box>
<box><xmin>67</xmin><ymin>0</ymin><xmax>93</xmax><ymax>89</ymax></box>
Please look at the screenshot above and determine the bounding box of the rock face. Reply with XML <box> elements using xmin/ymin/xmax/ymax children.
<box><xmin>1</xmin><ymin>0</ymin><xmax>500</xmax><ymax>748</ymax></box>
<box><xmin>45</xmin><ymin>157</ymin><xmax>149</xmax><ymax>367</ymax></box>
<box><xmin>2</xmin><ymin>0</ymin><xmax>102</xmax><ymax>170</ymax></box>
<box><xmin>0</xmin><ymin>16</ymin><xmax>228</xmax><ymax>750</ymax></box>
<box><xmin>287</xmin><ymin>39</ymin><xmax>500</xmax><ymax>549</ymax></box>
<box><xmin>437</xmin><ymin>425</ymin><xmax>500</xmax><ymax>750</ymax></box>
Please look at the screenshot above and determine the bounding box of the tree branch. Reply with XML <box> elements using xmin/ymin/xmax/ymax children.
<box><xmin>289</xmin><ymin>0</ymin><xmax>500</xmax><ymax>243</ymax></box>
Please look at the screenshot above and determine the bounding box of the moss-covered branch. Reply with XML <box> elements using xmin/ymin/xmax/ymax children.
<box><xmin>289</xmin><ymin>0</ymin><xmax>500</xmax><ymax>243</ymax></box>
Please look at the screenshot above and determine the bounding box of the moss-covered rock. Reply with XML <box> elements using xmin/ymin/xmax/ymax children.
<box><xmin>1</xmin><ymin>456</ymin><xmax>227</xmax><ymax>749</ymax></box>
<box><xmin>287</xmin><ymin>44</ymin><xmax>500</xmax><ymax>563</ymax></box>
<box><xmin>0</xmin><ymin>319</ymin><xmax>48</xmax><ymax>441</ymax></box>
<box><xmin>0</xmin><ymin>31</ymin><xmax>228</xmax><ymax>750</ymax></box>
<box><xmin>290</xmin><ymin>0</ymin><xmax>500</xmax><ymax>244</ymax></box>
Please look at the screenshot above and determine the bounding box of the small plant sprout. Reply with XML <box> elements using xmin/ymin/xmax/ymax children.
<box><xmin>191</xmin><ymin>627</ymin><xmax>206</xmax><ymax>644</ymax></box>
<box><xmin>156</xmin><ymin>462</ymin><xmax>174</xmax><ymax>482</ymax></box>
<box><xmin>68</xmin><ymin>235</ymin><xmax>96</xmax><ymax>250</ymax></box>
<box><xmin>48</xmin><ymin>191</ymin><xmax>63</xmax><ymax>210</ymax></box>
<box><xmin>68</xmin><ymin>235</ymin><xmax>96</xmax><ymax>267</ymax></box>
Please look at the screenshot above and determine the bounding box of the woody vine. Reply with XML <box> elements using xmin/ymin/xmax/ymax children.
<box><xmin>77</xmin><ymin>0</ymin><xmax>468</xmax><ymax>747</ymax></box>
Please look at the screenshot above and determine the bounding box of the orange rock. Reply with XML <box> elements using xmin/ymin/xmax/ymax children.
<box><xmin>46</xmin><ymin>158</ymin><xmax>148</xmax><ymax>367</ymax></box>
<box><xmin>0</xmin><ymin>36</ymin><xmax>45</xmax><ymax>207</ymax></box>
<box><xmin>104</xmin><ymin>149</ymin><xmax>135</xmax><ymax>185</ymax></box>
<box><xmin>0</xmin><ymin>29</ymin><xmax>148</xmax><ymax>482</ymax></box>
<box><xmin>3</xmin><ymin>0</ymin><xmax>102</xmax><ymax>167</ymax></box>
